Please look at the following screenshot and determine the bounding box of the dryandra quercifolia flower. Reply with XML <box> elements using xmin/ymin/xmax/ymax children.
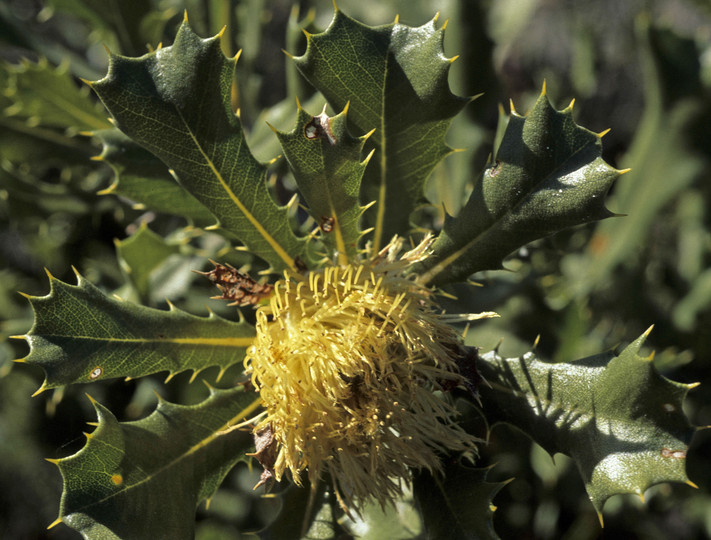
<box><xmin>243</xmin><ymin>236</ymin><xmax>490</xmax><ymax>509</ymax></box>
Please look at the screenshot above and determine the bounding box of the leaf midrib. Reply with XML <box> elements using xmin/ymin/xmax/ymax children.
<box><xmin>176</xmin><ymin>109</ymin><xmax>296</xmax><ymax>271</ymax></box>
<box><xmin>67</xmin><ymin>396</ymin><xmax>263</xmax><ymax>517</ymax></box>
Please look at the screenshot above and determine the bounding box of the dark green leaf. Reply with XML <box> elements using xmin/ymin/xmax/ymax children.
<box><xmin>18</xmin><ymin>272</ymin><xmax>255</xmax><ymax>391</ymax></box>
<box><xmin>89</xmin><ymin>20</ymin><xmax>309</xmax><ymax>273</ymax></box>
<box><xmin>477</xmin><ymin>330</ymin><xmax>697</xmax><ymax>512</ymax></box>
<box><xmin>293</xmin><ymin>9</ymin><xmax>466</xmax><ymax>249</ymax></box>
<box><xmin>413</xmin><ymin>463</ymin><xmax>507</xmax><ymax>540</ymax></box>
<box><xmin>51</xmin><ymin>386</ymin><xmax>261</xmax><ymax>539</ymax></box>
<box><xmin>417</xmin><ymin>88</ymin><xmax>621</xmax><ymax>285</ymax></box>
<box><xmin>276</xmin><ymin>104</ymin><xmax>371</xmax><ymax>259</ymax></box>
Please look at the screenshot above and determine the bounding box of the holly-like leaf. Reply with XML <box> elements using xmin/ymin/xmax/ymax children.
<box><xmin>16</xmin><ymin>271</ymin><xmax>255</xmax><ymax>392</ymax></box>
<box><xmin>49</xmin><ymin>386</ymin><xmax>262</xmax><ymax>539</ymax></box>
<box><xmin>417</xmin><ymin>87</ymin><xmax>622</xmax><ymax>286</ymax></box>
<box><xmin>413</xmin><ymin>463</ymin><xmax>507</xmax><ymax>540</ymax></box>
<box><xmin>276</xmin><ymin>104</ymin><xmax>372</xmax><ymax>260</ymax></box>
<box><xmin>292</xmin><ymin>9</ymin><xmax>466</xmax><ymax>249</ymax></box>
<box><xmin>88</xmin><ymin>19</ymin><xmax>308</xmax><ymax>273</ymax></box>
<box><xmin>476</xmin><ymin>330</ymin><xmax>697</xmax><ymax>513</ymax></box>
<box><xmin>94</xmin><ymin>128</ymin><xmax>214</xmax><ymax>224</ymax></box>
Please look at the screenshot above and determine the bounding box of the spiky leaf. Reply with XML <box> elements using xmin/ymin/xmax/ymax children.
<box><xmin>418</xmin><ymin>89</ymin><xmax>621</xmax><ymax>285</ymax></box>
<box><xmin>476</xmin><ymin>330</ymin><xmax>697</xmax><ymax>511</ymax></box>
<box><xmin>293</xmin><ymin>9</ymin><xmax>466</xmax><ymax>249</ymax></box>
<box><xmin>413</xmin><ymin>464</ymin><xmax>507</xmax><ymax>540</ymax></box>
<box><xmin>276</xmin><ymin>105</ymin><xmax>371</xmax><ymax>259</ymax></box>
<box><xmin>89</xmin><ymin>20</ymin><xmax>307</xmax><ymax>272</ymax></box>
<box><xmin>94</xmin><ymin>128</ymin><xmax>214</xmax><ymax>223</ymax></box>
<box><xmin>18</xmin><ymin>272</ymin><xmax>255</xmax><ymax>392</ymax></box>
<box><xmin>51</xmin><ymin>387</ymin><xmax>261</xmax><ymax>539</ymax></box>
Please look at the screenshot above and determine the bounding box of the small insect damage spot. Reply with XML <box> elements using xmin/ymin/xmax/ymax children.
<box><xmin>304</xmin><ymin>112</ymin><xmax>337</xmax><ymax>145</ymax></box>
<box><xmin>89</xmin><ymin>366</ymin><xmax>103</xmax><ymax>380</ymax></box>
<box><xmin>196</xmin><ymin>261</ymin><xmax>273</xmax><ymax>307</ymax></box>
<box><xmin>489</xmin><ymin>160</ymin><xmax>503</xmax><ymax>178</ymax></box>
<box><xmin>660</xmin><ymin>448</ymin><xmax>686</xmax><ymax>459</ymax></box>
<box><xmin>111</xmin><ymin>473</ymin><xmax>123</xmax><ymax>485</ymax></box>
<box><xmin>320</xmin><ymin>215</ymin><xmax>335</xmax><ymax>233</ymax></box>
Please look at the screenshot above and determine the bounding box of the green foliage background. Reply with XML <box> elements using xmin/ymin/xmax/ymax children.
<box><xmin>1</xmin><ymin>0</ymin><xmax>710</xmax><ymax>538</ymax></box>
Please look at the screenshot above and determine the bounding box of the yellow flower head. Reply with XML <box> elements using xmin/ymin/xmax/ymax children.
<box><xmin>244</xmin><ymin>236</ymin><xmax>482</xmax><ymax>508</ymax></box>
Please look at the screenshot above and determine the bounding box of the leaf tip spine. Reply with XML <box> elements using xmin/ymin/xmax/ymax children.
<box><xmin>332</xmin><ymin>0</ymin><xmax>340</xmax><ymax>13</ymax></box>
<box><xmin>188</xmin><ymin>370</ymin><xmax>200</xmax><ymax>384</ymax></box>
<box><xmin>31</xmin><ymin>385</ymin><xmax>48</xmax><ymax>398</ymax></box>
<box><xmin>44</xmin><ymin>267</ymin><xmax>55</xmax><ymax>280</ymax></box>
<box><xmin>686</xmin><ymin>480</ymin><xmax>700</xmax><ymax>489</ymax></box>
<box><xmin>448</xmin><ymin>54</ymin><xmax>459</xmax><ymax>65</ymax></box>
<box><xmin>85</xmin><ymin>393</ymin><xmax>99</xmax><ymax>405</ymax></box>
<box><xmin>89</xmin><ymin>155</ymin><xmax>103</xmax><ymax>162</ymax></box>
<box><xmin>47</xmin><ymin>517</ymin><xmax>63</xmax><ymax>530</ymax></box>
<box><xmin>687</xmin><ymin>381</ymin><xmax>701</xmax><ymax>389</ymax></box>
<box><xmin>394</xmin><ymin>13</ymin><xmax>400</xmax><ymax>24</ymax></box>
<box><xmin>78</xmin><ymin>77</ymin><xmax>94</xmax><ymax>87</ymax></box>
<box><xmin>183</xmin><ymin>9</ymin><xmax>189</xmax><ymax>23</ymax></box>
<box><xmin>509</xmin><ymin>99</ymin><xmax>517</xmax><ymax>115</ymax></box>
<box><xmin>102</xmin><ymin>43</ymin><xmax>112</xmax><ymax>57</ymax></box>
<box><xmin>596</xmin><ymin>511</ymin><xmax>604</xmax><ymax>528</ymax></box>
<box><xmin>532</xmin><ymin>335</ymin><xmax>541</xmax><ymax>349</ymax></box>
<box><xmin>598</xmin><ymin>127</ymin><xmax>611</xmax><ymax>138</ymax></box>
<box><xmin>566</xmin><ymin>98</ymin><xmax>575</xmax><ymax>111</ymax></box>
<box><xmin>363</xmin><ymin>148</ymin><xmax>376</xmax><ymax>165</ymax></box>
<box><xmin>618</xmin><ymin>167</ymin><xmax>632</xmax><ymax>175</ymax></box>
<box><xmin>45</xmin><ymin>458</ymin><xmax>61</xmax><ymax>465</ymax></box>
<box><xmin>540</xmin><ymin>79</ymin><xmax>547</xmax><ymax>96</ymax></box>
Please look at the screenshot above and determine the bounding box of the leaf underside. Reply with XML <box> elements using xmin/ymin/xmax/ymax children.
<box><xmin>90</xmin><ymin>20</ymin><xmax>307</xmax><ymax>273</ymax></box>
<box><xmin>418</xmin><ymin>90</ymin><xmax>621</xmax><ymax>285</ymax></box>
<box><xmin>54</xmin><ymin>387</ymin><xmax>261</xmax><ymax>539</ymax></box>
<box><xmin>293</xmin><ymin>9</ymin><xmax>467</xmax><ymax>250</ymax></box>
<box><xmin>20</xmin><ymin>272</ymin><xmax>255</xmax><ymax>391</ymax></box>
<box><xmin>476</xmin><ymin>330</ymin><xmax>696</xmax><ymax>511</ymax></box>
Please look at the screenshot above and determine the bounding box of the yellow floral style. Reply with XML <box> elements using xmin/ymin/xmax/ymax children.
<box><xmin>244</xmin><ymin>236</ymin><xmax>487</xmax><ymax>507</ymax></box>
